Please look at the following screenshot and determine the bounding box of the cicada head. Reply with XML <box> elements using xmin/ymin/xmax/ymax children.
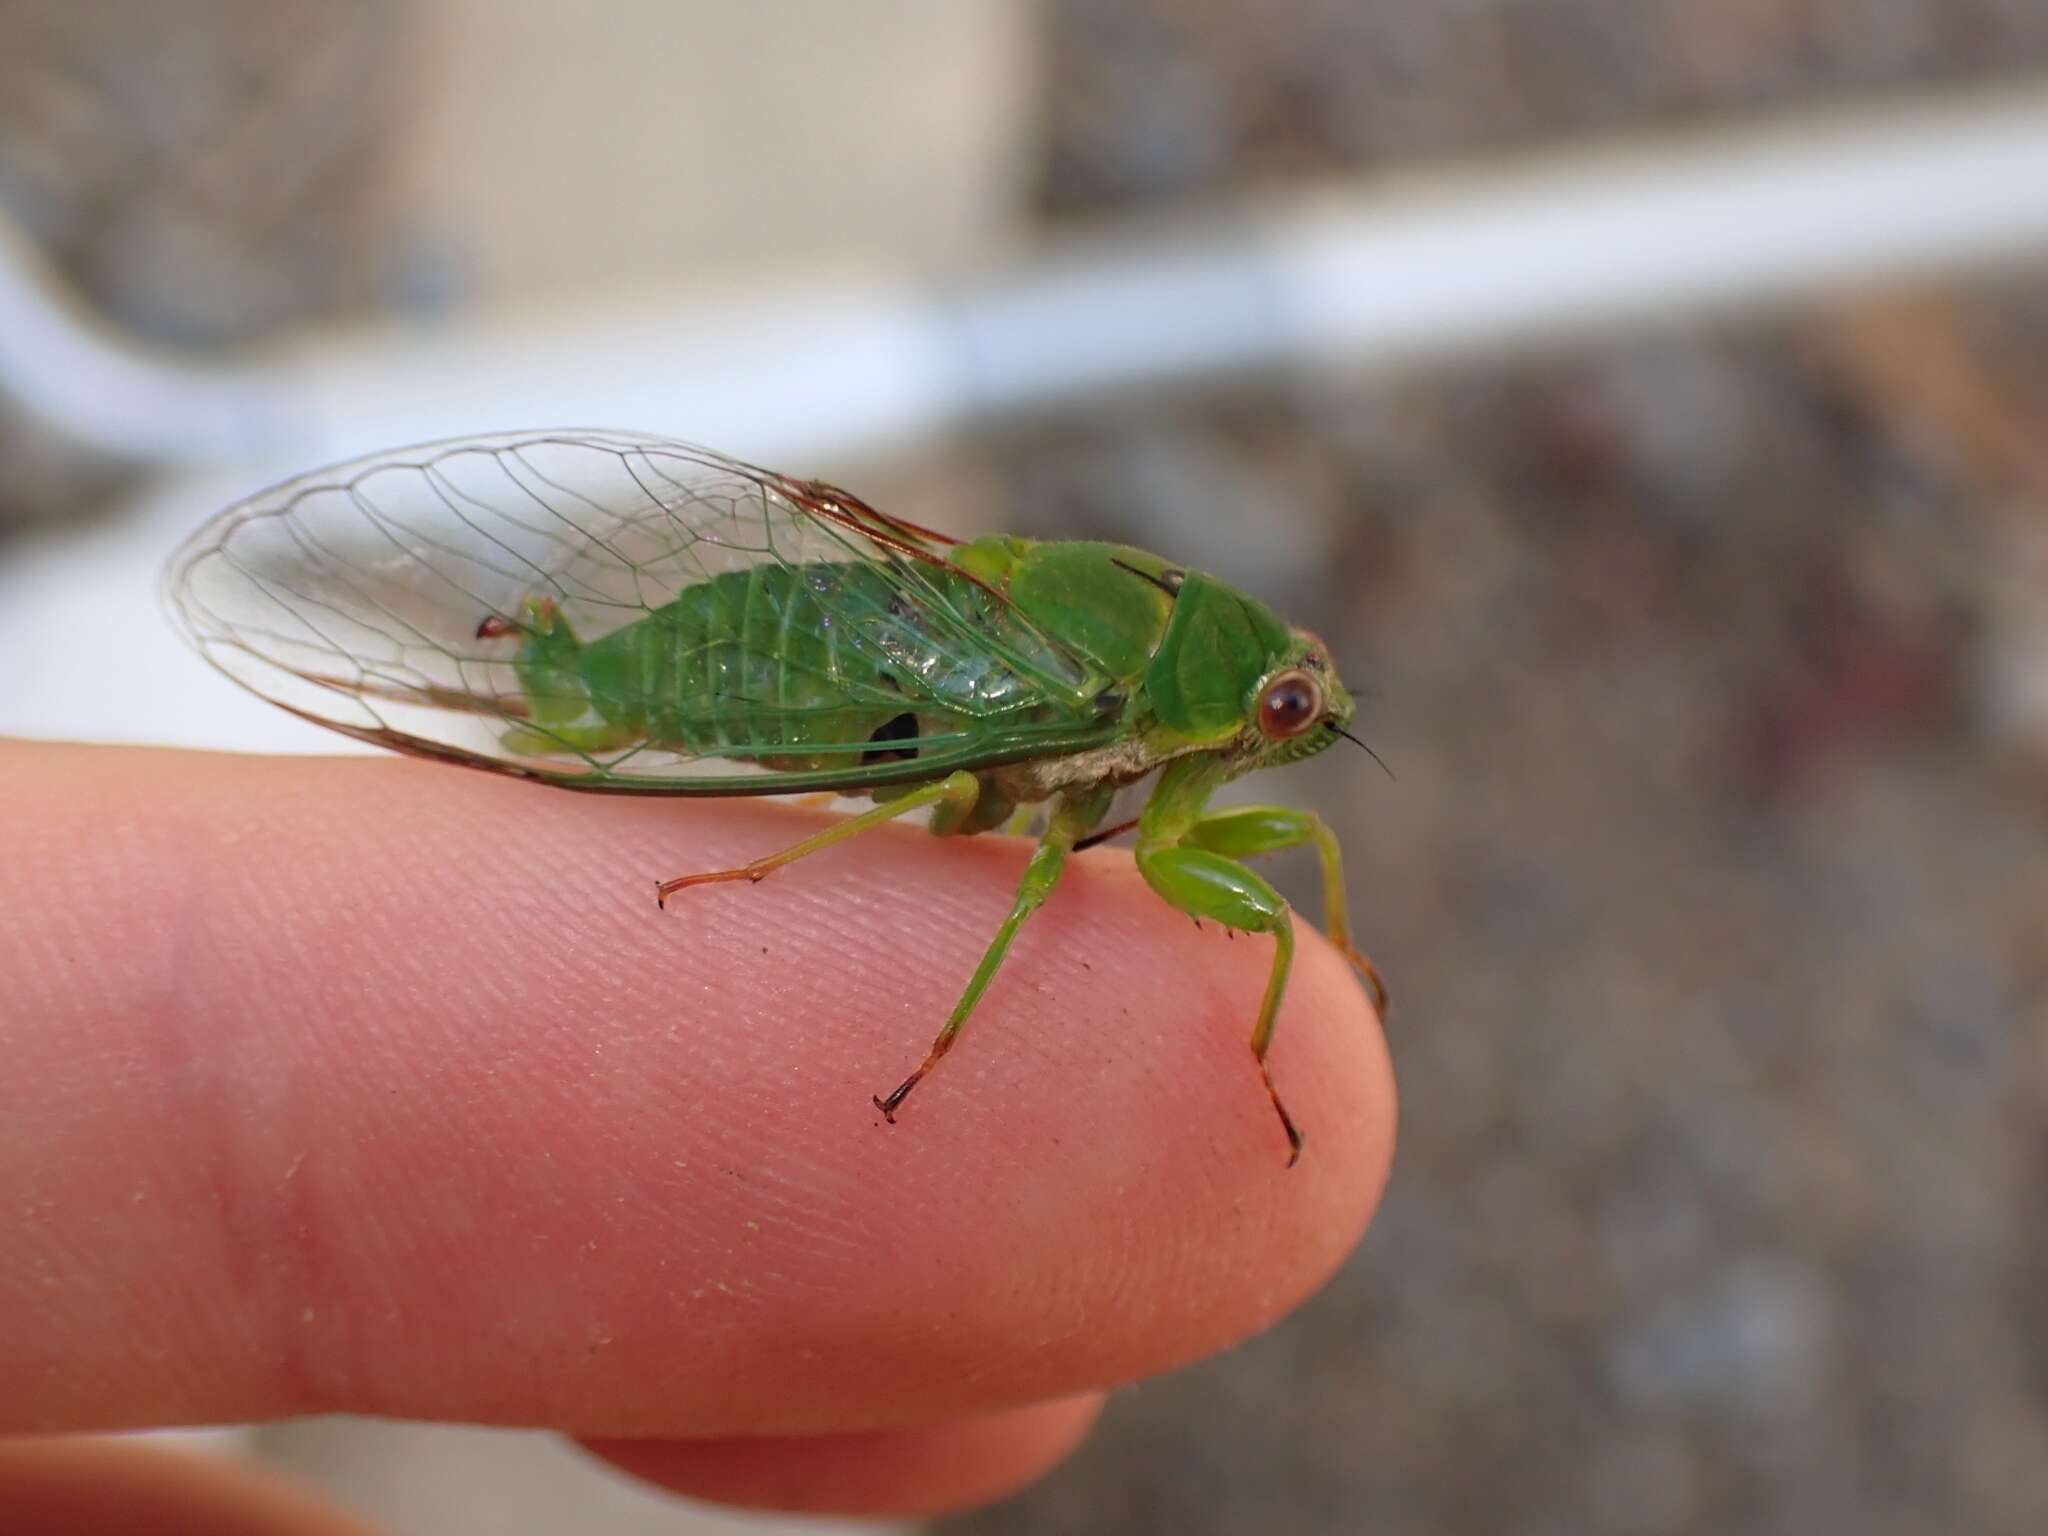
<box><xmin>1134</xmin><ymin>571</ymin><xmax>1373</xmax><ymax>781</ymax></box>
<box><xmin>1240</xmin><ymin>628</ymin><xmax>1359</xmax><ymax>772</ymax></box>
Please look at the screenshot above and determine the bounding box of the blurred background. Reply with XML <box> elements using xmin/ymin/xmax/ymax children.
<box><xmin>5</xmin><ymin>2</ymin><xmax>2048</xmax><ymax>1533</ymax></box>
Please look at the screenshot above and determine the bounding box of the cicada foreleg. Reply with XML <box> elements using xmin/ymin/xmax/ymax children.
<box><xmin>873</xmin><ymin>784</ymin><xmax>1114</xmax><ymax>1123</ymax></box>
<box><xmin>1184</xmin><ymin>806</ymin><xmax>1388</xmax><ymax>1017</ymax></box>
<box><xmin>654</xmin><ymin>770</ymin><xmax>980</xmax><ymax>907</ymax></box>
<box><xmin>1134</xmin><ymin>838</ymin><xmax>1302</xmax><ymax>1165</ymax></box>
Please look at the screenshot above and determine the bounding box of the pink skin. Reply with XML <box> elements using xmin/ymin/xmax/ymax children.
<box><xmin>0</xmin><ymin>741</ymin><xmax>1394</xmax><ymax>1520</ymax></box>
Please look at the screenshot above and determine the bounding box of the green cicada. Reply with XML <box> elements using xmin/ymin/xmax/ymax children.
<box><xmin>166</xmin><ymin>430</ymin><xmax>1384</xmax><ymax>1163</ymax></box>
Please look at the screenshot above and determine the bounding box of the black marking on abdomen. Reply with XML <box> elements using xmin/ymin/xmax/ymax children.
<box><xmin>863</xmin><ymin>711</ymin><xmax>920</xmax><ymax>764</ymax></box>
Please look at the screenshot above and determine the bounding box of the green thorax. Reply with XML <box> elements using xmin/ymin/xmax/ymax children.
<box><xmin>947</xmin><ymin>535</ymin><xmax>1175</xmax><ymax>682</ymax></box>
<box><xmin>950</xmin><ymin>535</ymin><xmax>1297</xmax><ymax>748</ymax></box>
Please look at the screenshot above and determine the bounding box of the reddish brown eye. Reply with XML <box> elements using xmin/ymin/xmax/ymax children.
<box><xmin>1257</xmin><ymin>670</ymin><xmax>1323</xmax><ymax>739</ymax></box>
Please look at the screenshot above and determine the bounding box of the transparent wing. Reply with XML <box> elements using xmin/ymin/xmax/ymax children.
<box><xmin>164</xmin><ymin>429</ymin><xmax>1112</xmax><ymax>792</ymax></box>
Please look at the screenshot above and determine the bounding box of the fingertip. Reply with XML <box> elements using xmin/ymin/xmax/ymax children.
<box><xmin>582</xmin><ymin>1393</ymin><xmax>1106</xmax><ymax>1518</ymax></box>
<box><xmin>4</xmin><ymin>745</ymin><xmax>1397</xmax><ymax>1435</ymax></box>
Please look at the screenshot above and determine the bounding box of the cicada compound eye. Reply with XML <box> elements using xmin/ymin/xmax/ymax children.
<box><xmin>1256</xmin><ymin>669</ymin><xmax>1323</xmax><ymax>740</ymax></box>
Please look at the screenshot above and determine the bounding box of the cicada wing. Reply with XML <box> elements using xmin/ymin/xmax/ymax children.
<box><xmin>165</xmin><ymin>430</ymin><xmax>1106</xmax><ymax>791</ymax></box>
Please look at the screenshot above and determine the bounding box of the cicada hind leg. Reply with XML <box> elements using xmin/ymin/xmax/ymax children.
<box><xmin>654</xmin><ymin>772</ymin><xmax>982</xmax><ymax>906</ymax></box>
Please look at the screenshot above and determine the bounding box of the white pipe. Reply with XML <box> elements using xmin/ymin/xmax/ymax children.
<box><xmin>4</xmin><ymin>82</ymin><xmax>2048</xmax><ymax>470</ymax></box>
<box><xmin>0</xmin><ymin>216</ymin><xmax>293</xmax><ymax>462</ymax></box>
